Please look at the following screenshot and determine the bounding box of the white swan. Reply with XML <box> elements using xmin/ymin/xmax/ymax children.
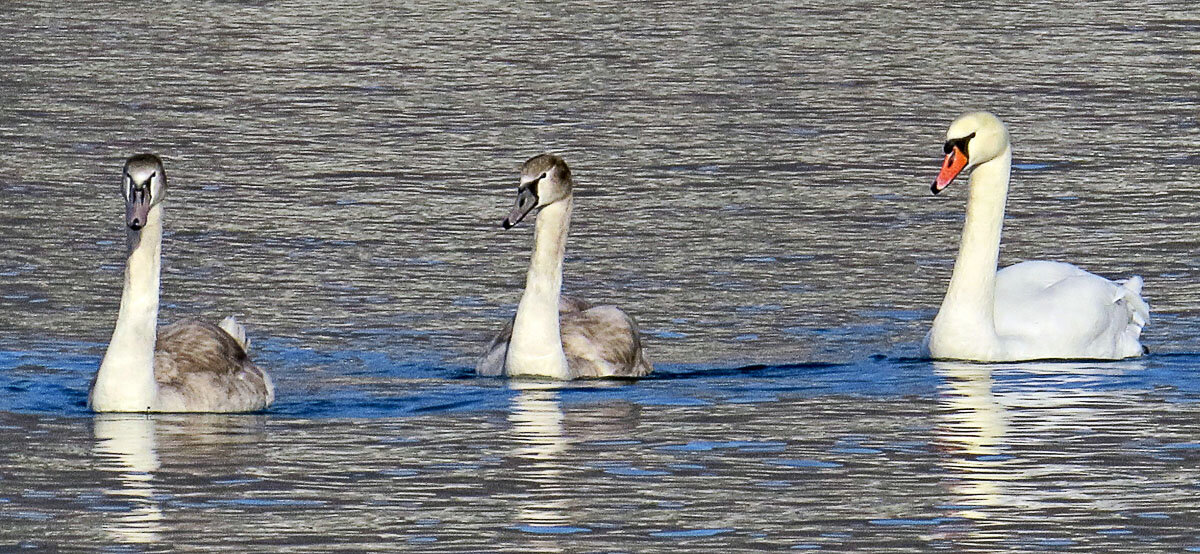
<box><xmin>477</xmin><ymin>154</ymin><xmax>653</xmax><ymax>379</ymax></box>
<box><xmin>922</xmin><ymin>112</ymin><xmax>1149</xmax><ymax>362</ymax></box>
<box><xmin>89</xmin><ymin>154</ymin><xmax>274</xmax><ymax>412</ymax></box>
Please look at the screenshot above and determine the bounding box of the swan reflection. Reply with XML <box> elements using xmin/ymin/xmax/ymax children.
<box><xmin>935</xmin><ymin>359</ymin><xmax>1149</xmax><ymax>522</ymax></box>
<box><xmin>93</xmin><ymin>414</ymin><xmax>163</xmax><ymax>544</ymax></box>
<box><xmin>934</xmin><ymin>361</ymin><xmax>1013</xmax><ymax>518</ymax></box>
<box><xmin>505</xmin><ymin>380</ymin><xmax>643</xmax><ymax>541</ymax></box>
<box><xmin>508</xmin><ymin>381</ymin><xmax>573</xmax><ymax>532</ymax></box>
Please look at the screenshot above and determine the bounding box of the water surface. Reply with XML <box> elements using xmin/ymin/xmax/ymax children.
<box><xmin>2</xmin><ymin>1</ymin><xmax>1199</xmax><ymax>551</ymax></box>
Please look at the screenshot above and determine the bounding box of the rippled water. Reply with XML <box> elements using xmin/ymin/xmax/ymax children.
<box><xmin>2</xmin><ymin>1</ymin><xmax>1199</xmax><ymax>551</ymax></box>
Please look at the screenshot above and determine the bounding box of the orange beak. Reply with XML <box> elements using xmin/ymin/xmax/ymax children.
<box><xmin>932</xmin><ymin>146</ymin><xmax>968</xmax><ymax>195</ymax></box>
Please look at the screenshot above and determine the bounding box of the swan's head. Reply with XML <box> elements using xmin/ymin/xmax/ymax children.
<box><xmin>122</xmin><ymin>154</ymin><xmax>167</xmax><ymax>230</ymax></box>
<box><xmin>502</xmin><ymin>153</ymin><xmax>573</xmax><ymax>229</ymax></box>
<box><xmin>932</xmin><ymin>111</ymin><xmax>1010</xmax><ymax>195</ymax></box>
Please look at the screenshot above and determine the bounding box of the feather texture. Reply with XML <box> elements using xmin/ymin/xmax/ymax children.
<box><xmin>477</xmin><ymin>154</ymin><xmax>653</xmax><ymax>379</ymax></box>
<box><xmin>922</xmin><ymin>113</ymin><xmax>1148</xmax><ymax>361</ymax></box>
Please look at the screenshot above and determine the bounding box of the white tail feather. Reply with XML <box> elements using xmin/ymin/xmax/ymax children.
<box><xmin>1120</xmin><ymin>275</ymin><xmax>1144</xmax><ymax>295</ymax></box>
<box><xmin>219</xmin><ymin>316</ymin><xmax>251</xmax><ymax>351</ymax></box>
<box><xmin>1116</xmin><ymin>276</ymin><xmax>1149</xmax><ymax>330</ymax></box>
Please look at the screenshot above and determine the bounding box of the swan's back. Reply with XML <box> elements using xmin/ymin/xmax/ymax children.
<box><xmin>153</xmin><ymin>319</ymin><xmax>274</xmax><ymax>412</ymax></box>
<box><xmin>994</xmin><ymin>261</ymin><xmax>1148</xmax><ymax>359</ymax></box>
<box><xmin>476</xmin><ymin>296</ymin><xmax>653</xmax><ymax>378</ymax></box>
<box><xmin>561</xmin><ymin>305</ymin><xmax>653</xmax><ymax>378</ymax></box>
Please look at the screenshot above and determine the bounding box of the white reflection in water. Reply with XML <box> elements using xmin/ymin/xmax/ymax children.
<box><xmin>934</xmin><ymin>361</ymin><xmax>1013</xmax><ymax>519</ymax></box>
<box><xmin>935</xmin><ymin>359</ymin><xmax>1149</xmax><ymax>522</ymax></box>
<box><xmin>507</xmin><ymin>381</ymin><xmax>573</xmax><ymax>532</ymax></box>
<box><xmin>92</xmin><ymin>414</ymin><xmax>163</xmax><ymax>545</ymax></box>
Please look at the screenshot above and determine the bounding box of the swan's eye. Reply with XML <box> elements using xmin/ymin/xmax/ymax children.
<box><xmin>521</xmin><ymin>172</ymin><xmax>546</xmax><ymax>196</ymax></box>
<box><xmin>943</xmin><ymin>132</ymin><xmax>976</xmax><ymax>157</ymax></box>
<box><xmin>141</xmin><ymin>172</ymin><xmax>156</xmax><ymax>197</ymax></box>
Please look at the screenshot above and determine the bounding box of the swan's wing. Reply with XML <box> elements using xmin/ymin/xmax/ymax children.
<box><xmin>561</xmin><ymin>305</ymin><xmax>653</xmax><ymax>378</ymax></box>
<box><xmin>995</xmin><ymin>262</ymin><xmax>1148</xmax><ymax>358</ymax></box>
<box><xmin>994</xmin><ymin>261</ymin><xmax>1087</xmax><ymax>335</ymax></box>
<box><xmin>154</xmin><ymin>320</ymin><xmax>274</xmax><ymax>411</ymax></box>
<box><xmin>476</xmin><ymin>317</ymin><xmax>513</xmax><ymax>376</ymax></box>
<box><xmin>559</xmin><ymin>295</ymin><xmax>593</xmax><ymax>313</ymax></box>
<box><xmin>995</xmin><ymin>260</ymin><xmax>1088</xmax><ymax>295</ymax></box>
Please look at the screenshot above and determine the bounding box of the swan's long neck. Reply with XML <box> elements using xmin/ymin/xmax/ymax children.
<box><xmin>92</xmin><ymin>204</ymin><xmax>164</xmax><ymax>411</ymax></box>
<box><xmin>934</xmin><ymin>146</ymin><xmax>1012</xmax><ymax>349</ymax></box>
<box><xmin>507</xmin><ymin>198</ymin><xmax>572</xmax><ymax>379</ymax></box>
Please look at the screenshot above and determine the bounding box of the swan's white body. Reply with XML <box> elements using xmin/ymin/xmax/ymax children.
<box><xmin>922</xmin><ymin>112</ymin><xmax>1148</xmax><ymax>362</ymax></box>
<box><xmin>477</xmin><ymin>154</ymin><xmax>653</xmax><ymax>379</ymax></box>
<box><xmin>89</xmin><ymin>155</ymin><xmax>274</xmax><ymax>412</ymax></box>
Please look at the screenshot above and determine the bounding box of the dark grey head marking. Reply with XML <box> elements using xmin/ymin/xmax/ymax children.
<box><xmin>522</xmin><ymin>172</ymin><xmax>547</xmax><ymax>196</ymax></box>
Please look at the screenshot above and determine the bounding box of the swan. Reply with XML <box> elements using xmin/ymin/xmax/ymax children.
<box><xmin>477</xmin><ymin>154</ymin><xmax>654</xmax><ymax>379</ymax></box>
<box><xmin>922</xmin><ymin>112</ymin><xmax>1149</xmax><ymax>362</ymax></box>
<box><xmin>88</xmin><ymin>154</ymin><xmax>274</xmax><ymax>412</ymax></box>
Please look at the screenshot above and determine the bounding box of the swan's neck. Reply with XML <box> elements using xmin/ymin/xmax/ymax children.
<box><xmin>507</xmin><ymin>198</ymin><xmax>572</xmax><ymax>379</ymax></box>
<box><xmin>934</xmin><ymin>146</ymin><xmax>1012</xmax><ymax>348</ymax></box>
<box><xmin>92</xmin><ymin>204</ymin><xmax>164</xmax><ymax>411</ymax></box>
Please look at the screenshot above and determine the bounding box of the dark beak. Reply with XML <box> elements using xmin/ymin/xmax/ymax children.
<box><xmin>502</xmin><ymin>186</ymin><xmax>538</xmax><ymax>229</ymax></box>
<box><xmin>126</xmin><ymin>187</ymin><xmax>151</xmax><ymax>230</ymax></box>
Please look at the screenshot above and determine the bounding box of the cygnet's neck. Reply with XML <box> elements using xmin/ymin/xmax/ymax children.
<box><xmin>92</xmin><ymin>204</ymin><xmax>164</xmax><ymax>411</ymax></box>
<box><xmin>932</xmin><ymin>145</ymin><xmax>1012</xmax><ymax>351</ymax></box>
<box><xmin>507</xmin><ymin>197</ymin><xmax>573</xmax><ymax>378</ymax></box>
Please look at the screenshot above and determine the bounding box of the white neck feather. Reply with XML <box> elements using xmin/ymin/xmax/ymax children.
<box><xmin>91</xmin><ymin>204</ymin><xmax>164</xmax><ymax>411</ymax></box>
<box><xmin>506</xmin><ymin>197</ymin><xmax>572</xmax><ymax>379</ymax></box>
<box><xmin>930</xmin><ymin>146</ymin><xmax>1012</xmax><ymax>357</ymax></box>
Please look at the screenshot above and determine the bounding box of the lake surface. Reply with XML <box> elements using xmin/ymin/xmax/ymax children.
<box><xmin>2</xmin><ymin>1</ymin><xmax>1199</xmax><ymax>551</ymax></box>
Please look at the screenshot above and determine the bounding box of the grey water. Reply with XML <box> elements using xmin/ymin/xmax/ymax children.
<box><xmin>2</xmin><ymin>1</ymin><xmax>1200</xmax><ymax>551</ymax></box>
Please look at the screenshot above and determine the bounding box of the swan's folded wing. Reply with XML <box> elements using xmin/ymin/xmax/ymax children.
<box><xmin>561</xmin><ymin>305</ymin><xmax>653</xmax><ymax>378</ymax></box>
<box><xmin>154</xmin><ymin>320</ymin><xmax>273</xmax><ymax>411</ymax></box>
<box><xmin>995</xmin><ymin>268</ymin><xmax>1149</xmax><ymax>359</ymax></box>
<box><xmin>156</xmin><ymin>320</ymin><xmax>247</xmax><ymax>377</ymax></box>
<box><xmin>476</xmin><ymin>317</ymin><xmax>513</xmax><ymax>376</ymax></box>
<box><xmin>559</xmin><ymin>295</ymin><xmax>593</xmax><ymax>313</ymax></box>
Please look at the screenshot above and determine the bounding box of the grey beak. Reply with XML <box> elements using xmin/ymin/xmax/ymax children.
<box><xmin>126</xmin><ymin>187</ymin><xmax>152</xmax><ymax>230</ymax></box>
<box><xmin>502</xmin><ymin>187</ymin><xmax>538</xmax><ymax>229</ymax></box>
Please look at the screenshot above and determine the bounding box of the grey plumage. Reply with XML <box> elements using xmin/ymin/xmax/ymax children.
<box><xmin>478</xmin><ymin>154</ymin><xmax>654</xmax><ymax>379</ymax></box>
<box><xmin>561</xmin><ymin>303</ymin><xmax>654</xmax><ymax>378</ymax></box>
<box><xmin>152</xmin><ymin>320</ymin><xmax>275</xmax><ymax>412</ymax></box>
<box><xmin>476</xmin><ymin>297</ymin><xmax>653</xmax><ymax>379</ymax></box>
<box><xmin>91</xmin><ymin>153</ymin><xmax>275</xmax><ymax>413</ymax></box>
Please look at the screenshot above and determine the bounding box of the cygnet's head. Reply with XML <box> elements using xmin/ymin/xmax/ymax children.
<box><xmin>502</xmin><ymin>153</ymin><xmax>573</xmax><ymax>229</ymax></box>
<box><xmin>932</xmin><ymin>111</ymin><xmax>1011</xmax><ymax>195</ymax></box>
<box><xmin>122</xmin><ymin>154</ymin><xmax>167</xmax><ymax>230</ymax></box>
